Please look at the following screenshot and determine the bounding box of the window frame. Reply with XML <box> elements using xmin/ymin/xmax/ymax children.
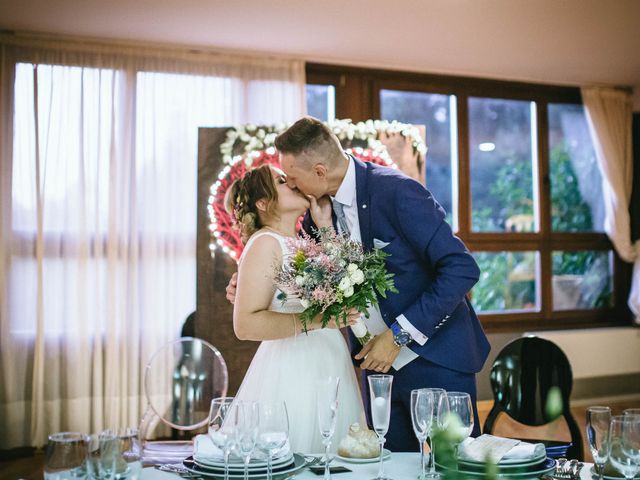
<box><xmin>307</xmin><ymin>62</ymin><xmax>633</xmax><ymax>332</ymax></box>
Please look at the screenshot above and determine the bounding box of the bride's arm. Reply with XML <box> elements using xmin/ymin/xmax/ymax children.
<box><xmin>233</xmin><ymin>235</ymin><xmax>315</xmax><ymax>341</ymax></box>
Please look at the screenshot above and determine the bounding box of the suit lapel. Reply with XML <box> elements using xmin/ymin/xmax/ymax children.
<box><xmin>352</xmin><ymin>156</ymin><xmax>372</xmax><ymax>251</ymax></box>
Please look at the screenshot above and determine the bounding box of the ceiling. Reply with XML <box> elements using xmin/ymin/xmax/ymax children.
<box><xmin>1</xmin><ymin>0</ymin><xmax>639</xmax><ymax>95</ymax></box>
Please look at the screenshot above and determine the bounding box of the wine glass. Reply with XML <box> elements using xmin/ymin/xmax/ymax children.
<box><xmin>586</xmin><ymin>406</ymin><xmax>611</xmax><ymax>480</ymax></box>
<box><xmin>208</xmin><ymin>397</ymin><xmax>236</xmax><ymax>480</ymax></box>
<box><xmin>411</xmin><ymin>389</ymin><xmax>435</xmax><ymax>480</ymax></box>
<box><xmin>609</xmin><ymin>415</ymin><xmax>640</xmax><ymax>480</ymax></box>
<box><xmin>446</xmin><ymin>392</ymin><xmax>474</xmax><ymax>451</ymax></box>
<box><xmin>257</xmin><ymin>401</ymin><xmax>289</xmax><ymax>480</ymax></box>
<box><xmin>316</xmin><ymin>376</ymin><xmax>340</xmax><ymax>480</ymax></box>
<box><xmin>234</xmin><ymin>401</ymin><xmax>260</xmax><ymax>480</ymax></box>
<box><xmin>423</xmin><ymin>388</ymin><xmax>447</xmax><ymax>479</ymax></box>
<box><xmin>368</xmin><ymin>374</ymin><xmax>393</xmax><ymax>480</ymax></box>
<box><xmin>44</xmin><ymin>432</ymin><xmax>90</xmax><ymax>480</ymax></box>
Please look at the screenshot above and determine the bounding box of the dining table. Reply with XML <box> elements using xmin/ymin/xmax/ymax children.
<box><xmin>140</xmin><ymin>452</ymin><xmax>600</xmax><ymax>480</ymax></box>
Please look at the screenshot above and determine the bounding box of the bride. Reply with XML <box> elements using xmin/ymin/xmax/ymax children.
<box><xmin>225</xmin><ymin>164</ymin><xmax>366</xmax><ymax>453</ymax></box>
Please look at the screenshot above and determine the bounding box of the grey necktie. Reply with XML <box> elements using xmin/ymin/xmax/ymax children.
<box><xmin>332</xmin><ymin>199</ymin><xmax>350</xmax><ymax>236</ymax></box>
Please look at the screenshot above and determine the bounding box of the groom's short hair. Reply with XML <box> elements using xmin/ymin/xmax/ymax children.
<box><xmin>275</xmin><ymin>116</ymin><xmax>344</xmax><ymax>167</ymax></box>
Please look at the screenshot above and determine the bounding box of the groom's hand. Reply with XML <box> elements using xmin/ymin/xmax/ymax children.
<box><xmin>308</xmin><ymin>195</ymin><xmax>333</xmax><ymax>229</ymax></box>
<box><xmin>355</xmin><ymin>329</ymin><xmax>401</xmax><ymax>373</ymax></box>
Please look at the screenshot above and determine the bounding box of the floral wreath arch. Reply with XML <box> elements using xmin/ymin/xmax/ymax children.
<box><xmin>207</xmin><ymin>119</ymin><xmax>427</xmax><ymax>260</ymax></box>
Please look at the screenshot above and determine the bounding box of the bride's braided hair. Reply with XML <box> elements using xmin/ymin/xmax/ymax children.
<box><xmin>224</xmin><ymin>165</ymin><xmax>279</xmax><ymax>243</ymax></box>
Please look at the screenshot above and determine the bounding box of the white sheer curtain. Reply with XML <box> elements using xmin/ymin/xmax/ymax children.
<box><xmin>0</xmin><ymin>34</ymin><xmax>305</xmax><ymax>448</ymax></box>
<box><xmin>581</xmin><ymin>87</ymin><xmax>639</xmax><ymax>324</ymax></box>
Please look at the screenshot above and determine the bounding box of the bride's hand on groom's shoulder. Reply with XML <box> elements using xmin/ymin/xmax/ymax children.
<box><xmin>307</xmin><ymin>195</ymin><xmax>333</xmax><ymax>230</ymax></box>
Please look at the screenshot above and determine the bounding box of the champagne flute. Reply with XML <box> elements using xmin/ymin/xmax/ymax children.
<box><xmin>257</xmin><ymin>401</ymin><xmax>289</xmax><ymax>480</ymax></box>
<box><xmin>446</xmin><ymin>392</ymin><xmax>474</xmax><ymax>453</ymax></box>
<box><xmin>423</xmin><ymin>388</ymin><xmax>447</xmax><ymax>479</ymax></box>
<box><xmin>411</xmin><ymin>389</ymin><xmax>435</xmax><ymax>480</ymax></box>
<box><xmin>586</xmin><ymin>406</ymin><xmax>611</xmax><ymax>480</ymax></box>
<box><xmin>208</xmin><ymin>397</ymin><xmax>236</xmax><ymax>480</ymax></box>
<box><xmin>235</xmin><ymin>401</ymin><xmax>260</xmax><ymax>480</ymax></box>
<box><xmin>368</xmin><ymin>374</ymin><xmax>393</xmax><ymax>480</ymax></box>
<box><xmin>316</xmin><ymin>376</ymin><xmax>340</xmax><ymax>480</ymax></box>
<box><xmin>609</xmin><ymin>415</ymin><xmax>640</xmax><ymax>480</ymax></box>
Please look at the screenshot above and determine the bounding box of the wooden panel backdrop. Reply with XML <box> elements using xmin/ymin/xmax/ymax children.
<box><xmin>195</xmin><ymin>125</ymin><xmax>425</xmax><ymax>395</ymax></box>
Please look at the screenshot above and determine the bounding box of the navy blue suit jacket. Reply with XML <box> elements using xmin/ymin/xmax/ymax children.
<box><xmin>302</xmin><ymin>156</ymin><xmax>490</xmax><ymax>374</ymax></box>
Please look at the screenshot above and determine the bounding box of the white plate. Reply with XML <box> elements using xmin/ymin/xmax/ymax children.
<box><xmin>194</xmin><ymin>451</ymin><xmax>293</xmax><ymax>471</ymax></box>
<box><xmin>336</xmin><ymin>448</ymin><xmax>391</xmax><ymax>464</ymax></box>
<box><xmin>457</xmin><ymin>451</ymin><xmax>547</xmax><ymax>468</ymax></box>
<box><xmin>184</xmin><ymin>453</ymin><xmax>307</xmax><ymax>479</ymax></box>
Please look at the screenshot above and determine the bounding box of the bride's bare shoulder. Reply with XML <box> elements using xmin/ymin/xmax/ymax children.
<box><xmin>242</xmin><ymin>231</ymin><xmax>282</xmax><ymax>262</ymax></box>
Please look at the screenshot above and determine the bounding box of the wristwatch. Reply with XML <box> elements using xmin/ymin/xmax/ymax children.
<box><xmin>390</xmin><ymin>321</ymin><xmax>413</xmax><ymax>348</ymax></box>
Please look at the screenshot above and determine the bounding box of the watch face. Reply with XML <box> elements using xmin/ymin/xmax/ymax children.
<box><xmin>395</xmin><ymin>331</ymin><xmax>412</xmax><ymax>346</ymax></box>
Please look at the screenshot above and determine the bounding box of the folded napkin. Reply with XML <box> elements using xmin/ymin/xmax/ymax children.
<box><xmin>193</xmin><ymin>434</ymin><xmax>290</xmax><ymax>461</ymax></box>
<box><xmin>458</xmin><ymin>434</ymin><xmax>546</xmax><ymax>463</ymax></box>
<box><xmin>141</xmin><ymin>440</ymin><xmax>193</xmax><ymax>466</ymax></box>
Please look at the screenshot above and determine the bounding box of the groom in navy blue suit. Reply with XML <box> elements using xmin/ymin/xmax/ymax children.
<box><xmin>274</xmin><ymin>117</ymin><xmax>490</xmax><ymax>452</ymax></box>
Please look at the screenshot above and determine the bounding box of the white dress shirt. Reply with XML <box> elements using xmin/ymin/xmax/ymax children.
<box><xmin>332</xmin><ymin>158</ymin><xmax>426</xmax><ymax>370</ymax></box>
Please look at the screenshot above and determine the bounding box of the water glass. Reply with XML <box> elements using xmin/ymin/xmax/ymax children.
<box><xmin>88</xmin><ymin>431</ymin><xmax>119</xmax><ymax>479</ymax></box>
<box><xmin>586</xmin><ymin>406</ymin><xmax>611</xmax><ymax>480</ymax></box>
<box><xmin>44</xmin><ymin>432</ymin><xmax>90</xmax><ymax>480</ymax></box>
<box><xmin>368</xmin><ymin>374</ymin><xmax>393</xmax><ymax>480</ymax></box>
<box><xmin>623</xmin><ymin>408</ymin><xmax>640</xmax><ymax>417</ymax></box>
<box><xmin>257</xmin><ymin>401</ymin><xmax>289</xmax><ymax>480</ymax></box>
<box><xmin>317</xmin><ymin>377</ymin><xmax>340</xmax><ymax>480</ymax></box>
<box><xmin>609</xmin><ymin>415</ymin><xmax>640</xmax><ymax>480</ymax></box>
<box><xmin>208</xmin><ymin>397</ymin><xmax>236</xmax><ymax>480</ymax></box>
<box><xmin>411</xmin><ymin>389</ymin><xmax>434</xmax><ymax>480</ymax></box>
<box><xmin>234</xmin><ymin>401</ymin><xmax>260</xmax><ymax>480</ymax></box>
<box><xmin>446</xmin><ymin>392</ymin><xmax>474</xmax><ymax>447</ymax></box>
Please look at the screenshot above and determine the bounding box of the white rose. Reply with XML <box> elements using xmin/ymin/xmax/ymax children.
<box><xmin>338</xmin><ymin>276</ymin><xmax>352</xmax><ymax>291</ymax></box>
<box><xmin>343</xmin><ymin>286</ymin><xmax>354</xmax><ymax>298</ymax></box>
<box><xmin>347</xmin><ymin>263</ymin><xmax>358</xmax><ymax>274</ymax></box>
<box><xmin>295</xmin><ymin>276</ymin><xmax>305</xmax><ymax>286</ymax></box>
<box><xmin>350</xmin><ymin>317</ymin><xmax>368</xmax><ymax>338</ymax></box>
<box><xmin>300</xmin><ymin>299</ymin><xmax>310</xmax><ymax>309</ymax></box>
<box><xmin>350</xmin><ymin>269</ymin><xmax>365</xmax><ymax>285</ymax></box>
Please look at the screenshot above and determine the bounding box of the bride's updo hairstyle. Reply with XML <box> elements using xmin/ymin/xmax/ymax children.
<box><xmin>225</xmin><ymin>165</ymin><xmax>279</xmax><ymax>243</ymax></box>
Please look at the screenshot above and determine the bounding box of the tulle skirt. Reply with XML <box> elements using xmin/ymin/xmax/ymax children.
<box><xmin>234</xmin><ymin>328</ymin><xmax>366</xmax><ymax>453</ymax></box>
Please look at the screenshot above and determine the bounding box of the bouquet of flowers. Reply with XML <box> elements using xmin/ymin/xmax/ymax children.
<box><xmin>274</xmin><ymin>228</ymin><xmax>397</xmax><ymax>345</ymax></box>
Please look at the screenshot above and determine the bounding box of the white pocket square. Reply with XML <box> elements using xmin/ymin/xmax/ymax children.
<box><xmin>373</xmin><ymin>238</ymin><xmax>391</xmax><ymax>249</ymax></box>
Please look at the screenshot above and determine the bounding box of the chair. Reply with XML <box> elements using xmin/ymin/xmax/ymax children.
<box><xmin>139</xmin><ymin>337</ymin><xmax>228</xmax><ymax>464</ymax></box>
<box><xmin>483</xmin><ymin>336</ymin><xmax>584</xmax><ymax>461</ymax></box>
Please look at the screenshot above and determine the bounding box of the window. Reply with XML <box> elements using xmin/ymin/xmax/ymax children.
<box><xmin>307</xmin><ymin>63</ymin><xmax>628</xmax><ymax>331</ymax></box>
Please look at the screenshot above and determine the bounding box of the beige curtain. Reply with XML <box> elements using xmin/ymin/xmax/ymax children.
<box><xmin>0</xmin><ymin>33</ymin><xmax>305</xmax><ymax>448</ymax></box>
<box><xmin>581</xmin><ymin>87</ymin><xmax>639</xmax><ymax>324</ymax></box>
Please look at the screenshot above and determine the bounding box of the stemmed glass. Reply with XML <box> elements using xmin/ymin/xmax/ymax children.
<box><xmin>586</xmin><ymin>406</ymin><xmax>611</xmax><ymax>480</ymax></box>
<box><xmin>257</xmin><ymin>401</ymin><xmax>289</xmax><ymax>480</ymax></box>
<box><xmin>316</xmin><ymin>376</ymin><xmax>340</xmax><ymax>480</ymax></box>
<box><xmin>411</xmin><ymin>389</ymin><xmax>435</xmax><ymax>480</ymax></box>
<box><xmin>368</xmin><ymin>374</ymin><xmax>393</xmax><ymax>480</ymax></box>
<box><xmin>208</xmin><ymin>397</ymin><xmax>236</xmax><ymax>480</ymax></box>
<box><xmin>445</xmin><ymin>392</ymin><xmax>474</xmax><ymax>452</ymax></box>
<box><xmin>423</xmin><ymin>388</ymin><xmax>447</xmax><ymax>479</ymax></box>
<box><xmin>234</xmin><ymin>401</ymin><xmax>260</xmax><ymax>480</ymax></box>
<box><xmin>609</xmin><ymin>415</ymin><xmax>640</xmax><ymax>480</ymax></box>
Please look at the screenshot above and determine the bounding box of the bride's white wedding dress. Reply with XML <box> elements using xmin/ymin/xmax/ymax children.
<box><xmin>234</xmin><ymin>231</ymin><xmax>366</xmax><ymax>453</ymax></box>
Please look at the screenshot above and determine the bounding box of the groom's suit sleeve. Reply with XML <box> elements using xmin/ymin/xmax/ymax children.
<box><xmin>394</xmin><ymin>179</ymin><xmax>480</xmax><ymax>342</ymax></box>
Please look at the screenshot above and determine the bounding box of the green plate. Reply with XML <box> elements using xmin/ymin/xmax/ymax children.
<box><xmin>437</xmin><ymin>457</ymin><xmax>555</xmax><ymax>479</ymax></box>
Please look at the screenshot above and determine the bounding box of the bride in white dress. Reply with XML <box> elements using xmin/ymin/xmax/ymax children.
<box><xmin>225</xmin><ymin>165</ymin><xmax>366</xmax><ymax>453</ymax></box>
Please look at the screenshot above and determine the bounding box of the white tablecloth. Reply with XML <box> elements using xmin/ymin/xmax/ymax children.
<box><xmin>140</xmin><ymin>453</ymin><xmax>598</xmax><ymax>480</ymax></box>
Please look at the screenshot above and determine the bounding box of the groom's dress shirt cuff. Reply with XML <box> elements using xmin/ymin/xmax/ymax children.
<box><xmin>396</xmin><ymin>314</ymin><xmax>428</xmax><ymax>346</ymax></box>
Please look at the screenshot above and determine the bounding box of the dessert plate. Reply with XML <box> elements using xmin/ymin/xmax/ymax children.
<box><xmin>336</xmin><ymin>448</ymin><xmax>391</xmax><ymax>464</ymax></box>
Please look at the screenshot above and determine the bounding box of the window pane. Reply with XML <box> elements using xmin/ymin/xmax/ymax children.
<box><xmin>548</xmin><ymin>104</ymin><xmax>604</xmax><ymax>232</ymax></box>
<box><xmin>552</xmin><ymin>250</ymin><xmax>613</xmax><ymax>310</ymax></box>
<box><xmin>380</xmin><ymin>90</ymin><xmax>456</xmax><ymax>226</ymax></box>
<box><xmin>469</xmin><ymin>98</ymin><xmax>537</xmax><ymax>232</ymax></box>
<box><xmin>471</xmin><ymin>251</ymin><xmax>539</xmax><ymax>313</ymax></box>
<box><xmin>306</xmin><ymin>84</ymin><xmax>335</xmax><ymax>121</ymax></box>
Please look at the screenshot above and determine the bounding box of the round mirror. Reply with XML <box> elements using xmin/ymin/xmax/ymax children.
<box><xmin>144</xmin><ymin>337</ymin><xmax>228</xmax><ymax>431</ymax></box>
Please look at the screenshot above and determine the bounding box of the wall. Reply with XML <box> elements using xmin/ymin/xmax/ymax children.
<box><xmin>477</xmin><ymin>328</ymin><xmax>640</xmax><ymax>403</ymax></box>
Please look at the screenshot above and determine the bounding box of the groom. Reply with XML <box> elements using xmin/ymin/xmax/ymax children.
<box><xmin>229</xmin><ymin>117</ymin><xmax>490</xmax><ymax>451</ymax></box>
